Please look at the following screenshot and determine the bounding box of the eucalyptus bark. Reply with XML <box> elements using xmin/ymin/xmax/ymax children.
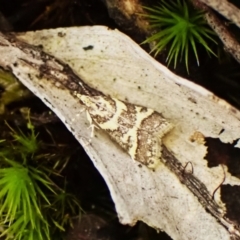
<box><xmin>1</xmin><ymin>27</ymin><xmax>240</xmax><ymax>240</ymax></box>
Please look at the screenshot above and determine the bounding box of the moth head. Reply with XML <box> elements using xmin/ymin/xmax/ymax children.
<box><xmin>78</xmin><ymin>95</ymin><xmax>93</xmax><ymax>107</ymax></box>
<box><xmin>78</xmin><ymin>95</ymin><xmax>115</xmax><ymax>118</ymax></box>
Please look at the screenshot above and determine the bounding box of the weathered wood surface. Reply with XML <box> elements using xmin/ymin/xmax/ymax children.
<box><xmin>1</xmin><ymin>26</ymin><xmax>240</xmax><ymax>240</ymax></box>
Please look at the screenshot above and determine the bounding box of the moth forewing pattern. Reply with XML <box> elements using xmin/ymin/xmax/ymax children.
<box><xmin>77</xmin><ymin>93</ymin><xmax>173</xmax><ymax>169</ymax></box>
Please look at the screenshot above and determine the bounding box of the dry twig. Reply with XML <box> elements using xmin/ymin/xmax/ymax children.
<box><xmin>199</xmin><ymin>0</ymin><xmax>240</xmax><ymax>29</ymax></box>
<box><xmin>192</xmin><ymin>0</ymin><xmax>240</xmax><ymax>64</ymax></box>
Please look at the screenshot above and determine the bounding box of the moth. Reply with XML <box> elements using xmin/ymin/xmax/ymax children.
<box><xmin>76</xmin><ymin>93</ymin><xmax>173</xmax><ymax>169</ymax></box>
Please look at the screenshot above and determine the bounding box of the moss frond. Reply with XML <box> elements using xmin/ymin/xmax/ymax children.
<box><xmin>142</xmin><ymin>0</ymin><xmax>217</xmax><ymax>73</ymax></box>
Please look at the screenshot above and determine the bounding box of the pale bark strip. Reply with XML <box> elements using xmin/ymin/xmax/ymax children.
<box><xmin>0</xmin><ymin>28</ymin><xmax>239</xmax><ymax>239</ymax></box>
<box><xmin>192</xmin><ymin>0</ymin><xmax>240</xmax><ymax>64</ymax></box>
<box><xmin>199</xmin><ymin>0</ymin><xmax>240</xmax><ymax>29</ymax></box>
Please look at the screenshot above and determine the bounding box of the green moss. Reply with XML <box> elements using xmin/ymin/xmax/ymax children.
<box><xmin>142</xmin><ymin>0</ymin><xmax>217</xmax><ymax>73</ymax></box>
<box><xmin>0</xmin><ymin>111</ymin><xmax>83</xmax><ymax>240</ymax></box>
<box><xmin>0</xmin><ymin>70</ymin><xmax>31</xmax><ymax>114</ymax></box>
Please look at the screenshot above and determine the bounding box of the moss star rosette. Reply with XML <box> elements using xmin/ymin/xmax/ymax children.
<box><xmin>142</xmin><ymin>0</ymin><xmax>217</xmax><ymax>73</ymax></box>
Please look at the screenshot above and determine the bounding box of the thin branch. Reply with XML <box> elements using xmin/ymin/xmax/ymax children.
<box><xmin>192</xmin><ymin>0</ymin><xmax>240</xmax><ymax>64</ymax></box>
<box><xmin>199</xmin><ymin>0</ymin><xmax>240</xmax><ymax>29</ymax></box>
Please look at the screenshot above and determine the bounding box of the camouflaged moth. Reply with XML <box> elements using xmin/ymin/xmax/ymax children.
<box><xmin>77</xmin><ymin>93</ymin><xmax>173</xmax><ymax>169</ymax></box>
